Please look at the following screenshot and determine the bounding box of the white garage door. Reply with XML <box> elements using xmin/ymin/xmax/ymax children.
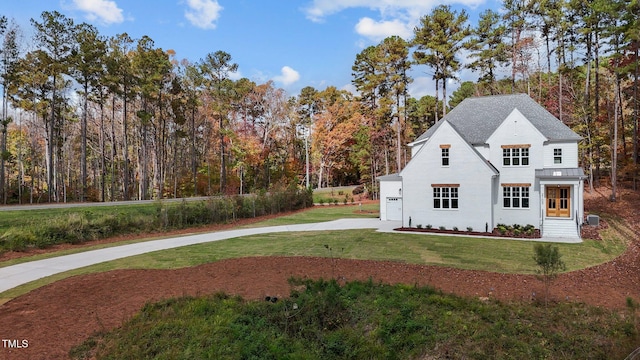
<box><xmin>385</xmin><ymin>197</ymin><xmax>402</xmax><ymax>221</ymax></box>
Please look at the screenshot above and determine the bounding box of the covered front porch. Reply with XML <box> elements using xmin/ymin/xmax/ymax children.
<box><xmin>536</xmin><ymin>168</ymin><xmax>586</xmax><ymax>240</ymax></box>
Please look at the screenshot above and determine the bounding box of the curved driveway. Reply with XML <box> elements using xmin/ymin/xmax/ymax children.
<box><xmin>0</xmin><ymin>219</ymin><xmax>396</xmax><ymax>294</ymax></box>
<box><xmin>0</xmin><ymin>217</ymin><xmax>580</xmax><ymax>294</ymax></box>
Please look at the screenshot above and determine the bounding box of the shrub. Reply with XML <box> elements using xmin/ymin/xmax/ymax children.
<box><xmin>0</xmin><ymin>228</ymin><xmax>36</xmax><ymax>252</ymax></box>
<box><xmin>453</xmin><ymin>226</ymin><xmax>459</xmax><ymax>232</ymax></box>
<box><xmin>426</xmin><ymin>224</ymin><xmax>432</xmax><ymax>229</ymax></box>
<box><xmin>467</xmin><ymin>226</ymin><xmax>473</xmax><ymax>232</ymax></box>
<box><xmin>0</xmin><ymin>183</ymin><xmax>314</xmax><ymax>252</ymax></box>
<box><xmin>416</xmin><ymin>224</ymin><xmax>423</xmax><ymax>229</ymax></box>
<box><xmin>439</xmin><ymin>226</ymin><xmax>446</xmax><ymax>231</ymax></box>
<box><xmin>352</xmin><ymin>184</ymin><xmax>365</xmax><ymax>195</ymax></box>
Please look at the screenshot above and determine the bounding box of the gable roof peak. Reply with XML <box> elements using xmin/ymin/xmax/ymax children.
<box><xmin>413</xmin><ymin>94</ymin><xmax>581</xmax><ymax>145</ymax></box>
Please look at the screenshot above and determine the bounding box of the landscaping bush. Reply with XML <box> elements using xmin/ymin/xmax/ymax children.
<box><xmin>0</xmin><ymin>183</ymin><xmax>313</xmax><ymax>253</ymax></box>
<box><xmin>0</xmin><ymin>228</ymin><xmax>36</xmax><ymax>252</ymax></box>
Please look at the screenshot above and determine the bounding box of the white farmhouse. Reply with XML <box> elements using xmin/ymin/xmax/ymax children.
<box><xmin>379</xmin><ymin>94</ymin><xmax>585</xmax><ymax>239</ymax></box>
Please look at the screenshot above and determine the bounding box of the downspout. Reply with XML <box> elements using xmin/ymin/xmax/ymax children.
<box><xmin>491</xmin><ymin>174</ymin><xmax>498</xmax><ymax>232</ymax></box>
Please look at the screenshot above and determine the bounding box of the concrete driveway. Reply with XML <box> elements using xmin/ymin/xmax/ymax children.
<box><xmin>0</xmin><ymin>218</ymin><xmax>578</xmax><ymax>294</ymax></box>
<box><xmin>0</xmin><ymin>218</ymin><xmax>394</xmax><ymax>294</ymax></box>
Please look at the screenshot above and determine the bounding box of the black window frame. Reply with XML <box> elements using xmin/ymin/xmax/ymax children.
<box><xmin>503</xmin><ymin>147</ymin><xmax>529</xmax><ymax>167</ymax></box>
<box><xmin>554</xmin><ymin>148</ymin><xmax>562</xmax><ymax>164</ymax></box>
<box><xmin>503</xmin><ymin>186</ymin><xmax>530</xmax><ymax>208</ymax></box>
<box><xmin>433</xmin><ymin>186</ymin><xmax>459</xmax><ymax>209</ymax></box>
<box><xmin>441</xmin><ymin>148</ymin><xmax>449</xmax><ymax>166</ymax></box>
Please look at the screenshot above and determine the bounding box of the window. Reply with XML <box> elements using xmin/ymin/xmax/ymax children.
<box><xmin>502</xmin><ymin>146</ymin><xmax>529</xmax><ymax>166</ymax></box>
<box><xmin>554</xmin><ymin>148</ymin><xmax>562</xmax><ymax>164</ymax></box>
<box><xmin>503</xmin><ymin>148</ymin><xmax>510</xmax><ymax>166</ymax></box>
<box><xmin>433</xmin><ymin>186</ymin><xmax>458</xmax><ymax>209</ymax></box>
<box><xmin>441</xmin><ymin>148</ymin><xmax>449</xmax><ymax>166</ymax></box>
<box><xmin>503</xmin><ymin>186</ymin><xmax>530</xmax><ymax>208</ymax></box>
<box><xmin>440</xmin><ymin>145</ymin><xmax>450</xmax><ymax>166</ymax></box>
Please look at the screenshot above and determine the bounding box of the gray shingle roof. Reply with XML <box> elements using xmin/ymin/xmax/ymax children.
<box><xmin>377</xmin><ymin>173</ymin><xmax>402</xmax><ymax>181</ymax></box>
<box><xmin>413</xmin><ymin>94</ymin><xmax>581</xmax><ymax>145</ymax></box>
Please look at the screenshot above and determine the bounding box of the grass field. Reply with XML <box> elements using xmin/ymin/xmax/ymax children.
<box><xmin>48</xmin><ymin>222</ymin><xmax>627</xmax><ymax>275</ymax></box>
<box><xmin>72</xmin><ymin>279</ymin><xmax>638</xmax><ymax>360</ymax></box>
<box><xmin>0</xmin><ymin>203</ymin><xmax>158</xmax><ymax>233</ymax></box>
<box><xmin>312</xmin><ymin>185</ymin><xmax>364</xmax><ymax>204</ymax></box>
<box><xmin>0</xmin><ymin>201</ymin><xmax>631</xmax><ymax>304</ymax></box>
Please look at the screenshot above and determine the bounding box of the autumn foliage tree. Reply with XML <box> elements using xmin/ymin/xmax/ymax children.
<box><xmin>0</xmin><ymin>4</ymin><xmax>639</xmax><ymax>203</ymax></box>
<box><xmin>312</xmin><ymin>89</ymin><xmax>361</xmax><ymax>188</ymax></box>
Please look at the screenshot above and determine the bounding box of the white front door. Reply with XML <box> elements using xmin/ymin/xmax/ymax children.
<box><xmin>386</xmin><ymin>197</ymin><xmax>402</xmax><ymax>221</ymax></box>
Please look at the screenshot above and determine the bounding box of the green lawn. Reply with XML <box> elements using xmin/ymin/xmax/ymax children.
<box><xmin>0</xmin><ymin>203</ymin><xmax>158</xmax><ymax>233</ymax></box>
<box><xmin>0</xmin><ymin>202</ymin><xmax>631</xmax><ymax>304</ymax></box>
<box><xmin>72</xmin><ymin>279</ymin><xmax>638</xmax><ymax>360</ymax></box>
<box><xmin>244</xmin><ymin>202</ymin><xmax>378</xmax><ymax>226</ymax></box>
<box><xmin>0</xmin><ymin>203</ymin><xmax>379</xmax><ymax>269</ymax></box>
<box><xmin>50</xmin><ymin>221</ymin><xmax>627</xmax><ymax>275</ymax></box>
<box><xmin>312</xmin><ymin>185</ymin><xmax>362</xmax><ymax>204</ymax></box>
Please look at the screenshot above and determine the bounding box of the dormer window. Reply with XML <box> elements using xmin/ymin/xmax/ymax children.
<box><xmin>554</xmin><ymin>148</ymin><xmax>562</xmax><ymax>164</ymax></box>
<box><xmin>502</xmin><ymin>145</ymin><xmax>530</xmax><ymax>166</ymax></box>
<box><xmin>440</xmin><ymin>144</ymin><xmax>450</xmax><ymax>166</ymax></box>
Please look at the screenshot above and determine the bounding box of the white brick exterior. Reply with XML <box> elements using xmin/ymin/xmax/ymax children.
<box><xmin>400</xmin><ymin>121</ymin><xmax>497</xmax><ymax>231</ymax></box>
<box><xmin>378</xmin><ymin>95</ymin><xmax>585</xmax><ymax>240</ymax></box>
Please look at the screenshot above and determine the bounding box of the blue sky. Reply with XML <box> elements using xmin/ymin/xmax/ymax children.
<box><xmin>2</xmin><ymin>0</ymin><xmax>502</xmax><ymax>98</ymax></box>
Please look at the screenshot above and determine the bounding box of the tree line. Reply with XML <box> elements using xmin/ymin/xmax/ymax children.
<box><xmin>0</xmin><ymin>0</ymin><xmax>638</xmax><ymax>204</ymax></box>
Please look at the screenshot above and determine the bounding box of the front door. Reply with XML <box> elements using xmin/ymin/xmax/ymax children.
<box><xmin>546</xmin><ymin>186</ymin><xmax>570</xmax><ymax>217</ymax></box>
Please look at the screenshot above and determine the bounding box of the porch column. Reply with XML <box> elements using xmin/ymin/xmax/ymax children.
<box><xmin>540</xmin><ymin>183</ymin><xmax>545</xmax><ymax>228</ymax></box>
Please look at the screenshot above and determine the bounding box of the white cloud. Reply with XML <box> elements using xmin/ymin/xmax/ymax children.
<box><xmin>273</xmin><ymin>66</ymin><xmax>300</xmax><ymax>86</ymax></box>
<box><xmin>304</xmin><ymin>0</ymin><xmax>486</xmax><ymax>44</ymax></box>
<box><xmin>408</xmin><ymin>75</ymin><xmax>435</xmax><ymax>98</ymax></box>
<box><xmin>354</xmin><ymin>17</ymin><xmax>412</xmax><ymax>42</ymax></box>
<box><xmin>341</xmin><ymin>83</ymin><xmax>358</xmax><ymax>95</ymax></box>
<box><xmin>303</xmin><ymin>0</ymin><xmax>485</xmax><ymax>23</ymax></box>
<box><xmin>184</xmin><ymin>0</ymin><xmax>223</xmax><ymax>30</ymax></box>
<box><xmin>229</xmin><ymin>70</ymin><xmax>243</xmax><ymax>81</ymax></box>
<box><xmin>72</xmin><ymin>0</ymin><xmax>124</xmax><ymax>24</ymax></box>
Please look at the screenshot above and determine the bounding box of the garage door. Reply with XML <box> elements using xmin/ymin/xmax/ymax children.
<box><xmin>385</xmin><ymin>197</ymin><xmax>402</xmax><ymax>221</ymax></box>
